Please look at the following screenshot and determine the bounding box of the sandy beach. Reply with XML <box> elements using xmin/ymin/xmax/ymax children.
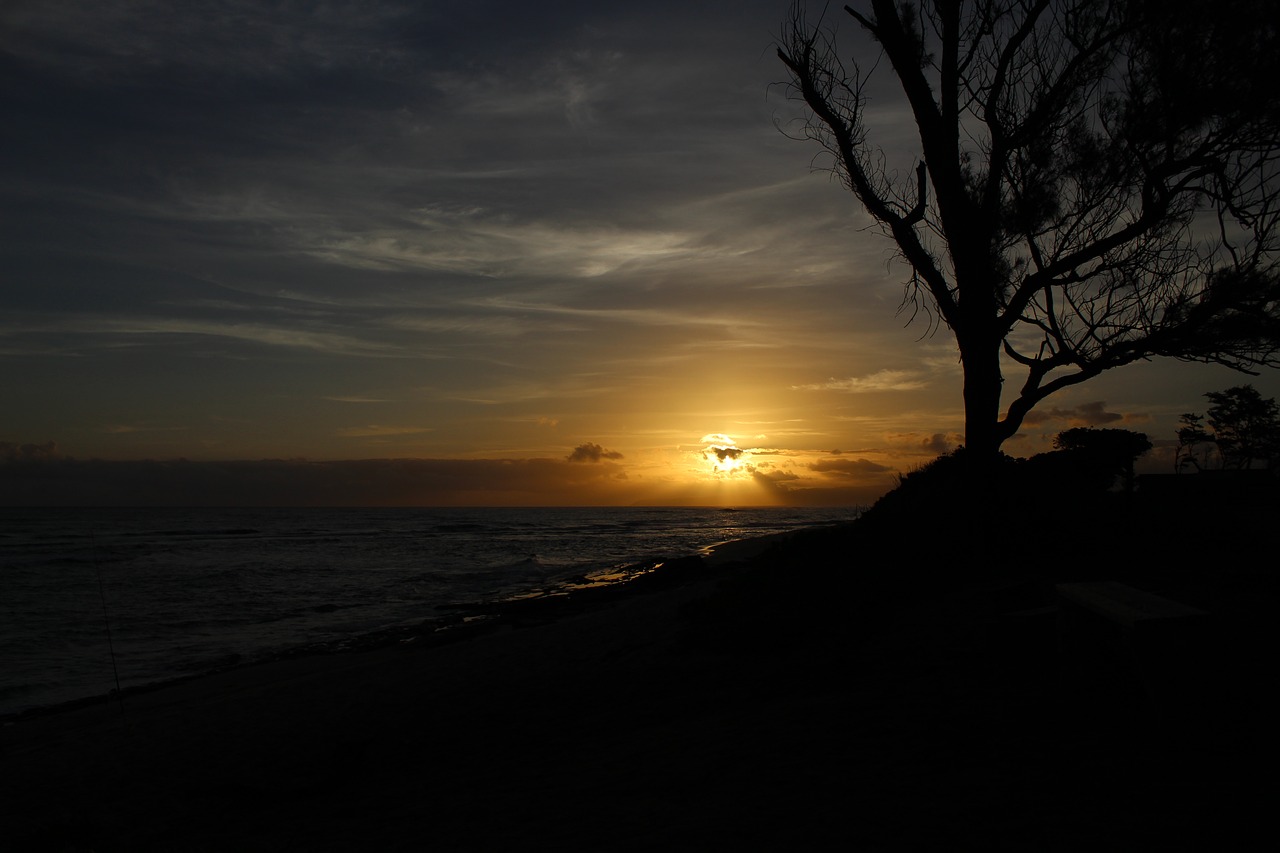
<box><xmin>2</xmin><ymin>510</ymin><xmax>1275</xmax><ymax>851</ymax></box>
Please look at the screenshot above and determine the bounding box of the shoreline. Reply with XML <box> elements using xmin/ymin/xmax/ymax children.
<box><xmin>1</xmin><ymin>534</ymin><xmax>796</xmax><ymax>850</ymax></box>
<box><xmin>3</xmin><ymin>507</ymin><xmax>1273</xmax><ymax>850</ymax></box>
<box><xmin>1</xmin><ymin>525</ymin><xmax>819</xmax><ymax>725</ymax></box>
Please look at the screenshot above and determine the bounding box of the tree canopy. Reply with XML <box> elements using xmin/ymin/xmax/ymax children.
<box><xmin>1205</xmin><ymin>385</ymin><xmax>1280</xmax><ymax>469</ymax></box>
<box><xmin>778</xmin><ymin>0</ymin><xmax>1280</xmax><ymax>459</ymax></box>
<box><xmin>1052</xmin><ymin>426</ymin><xmax>1151</xmax><ymax>490</ymax></box>
<box><xmin>1176</xmin><ymin>385</ymin><xmax>1279</xmax><ymax>469</ymax></box>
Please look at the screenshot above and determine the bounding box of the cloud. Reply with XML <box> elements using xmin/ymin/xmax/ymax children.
<box><xmin>477</xmin><ymin>296</ymin><xmax>758</xmax><ymax>330</ymax></box>
<box><xmin>1</xmin><ymin>0</ymin><xmax>420</xmax><ymax>84</ymax></box>
<box><xmin>883</xmin><ymin>432</ymin><xmax>962</xmax><ymax>456</ymax></box>
<box><xmin>337</xmin><ymin>425</ymin><xmax>434</xmax><ymax>438</ymax></box>
<box><xmin>753</xmin><ymin>468</ymin><xmax>801</xmax><ymax>484</ymax></box>
<box><xmin>697</xmin><ymin>435</ymin><xmax>749</xmax><ymax>474</ymax></box>
<box><xmin>103</xmin><ymin>424</ymin><xmax>186</xmax><ymax>435</ymax></box>
<box><xmin>792</xmin><ymin>370</ymin><xmax>927</xmax><ymax>392</ymax></box>
<box><xmin>808</xmin><ymin>458</ymin><xmax>892</xmax><ymax>478</ymax></box>
<box><xmin>1022</xmin><ymin>401</ymin><xmax>1123</xmax><ymax>427</ymax></box>
<box><xmin>566</xmin><ymin>442</ymin><xmax>624</xmax><ymax>463</ymax></box>
<box><xmin>708</xmin><ymin>445</ymin><xmax>743</xmax><ymax>463</ymax></box>
<box><xmin>81</xmin><ymin>318</ymin><xmax>407</xmax><ymax>358</ymax></box>
<box><xmin>746</xmin><ymin>462</ymin><xmax>894</xmax><ymax>507</ymax></box>
<box><xmin>0</xmin><ymin>454</ymin><xmax>635</xmax><ymax>507</ymax></box>
<box><xmin>919</xmin><ymin>433</ymin><xmax>954</xmax><ymax>455</ymax></box>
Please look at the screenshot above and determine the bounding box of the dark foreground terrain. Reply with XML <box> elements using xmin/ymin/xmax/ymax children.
<box><xmin>3</xmin><ymin>477</ymin><xmax>1276</xmax><ymax>851</ymax></box>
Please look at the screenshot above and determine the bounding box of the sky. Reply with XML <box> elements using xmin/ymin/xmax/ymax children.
<box><xmin>3</xmin><ymin>0</ymin><xmax>1277</xmax><ymax>507</ymax></box>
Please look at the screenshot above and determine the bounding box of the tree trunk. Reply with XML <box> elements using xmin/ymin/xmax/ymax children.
<box><xmin>960</xmin><ymin>334</ymin><xmax>1004</xmax><ymax>460</ymax></box>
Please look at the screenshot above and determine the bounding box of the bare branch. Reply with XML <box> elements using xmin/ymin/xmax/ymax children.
<box><xmin>779</xmin><ymin>0</ymin><xmax>1280</xmax><ymax>455</ymax></box>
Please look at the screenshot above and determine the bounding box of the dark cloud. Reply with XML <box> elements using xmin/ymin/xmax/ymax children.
<box><xmin>807</xmin><ymin>458</ymin><xmax>891</xmax><ymax>478</ymax></box>
<box><xmin>1022</xmin><ymin>402</ymin><xmax>1123</xmax><ymax>427</ymax></box>
<box><xmin>750</xmin><ymin>466</ymin><xmax>889</xmax><ymax>508</ymax></box>
<box><xmin>919</xmin><ymin>433</ymin><xmax>954</xmax><ymax>455</ymax></box>
<box><xmin>752</xmin><ymin>468</ymin><xmax>800</xmax><ymax>484</ymax></box>
<box><xmin>708</xmin><ymin>445</ymin><xmax>744</xmax><ymax>463</ymax></box>
<box><xmin>0</xmin><ymin>453</ymin><xmax>630</xmax><ymax>506</ymax></box>
<box><xmin>566</xmin><ymin>442</ymin><xmax>624</xmax><ymax>463</ymax></box>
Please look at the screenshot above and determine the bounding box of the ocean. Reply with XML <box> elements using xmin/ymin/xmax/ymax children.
<box><xmin>0</xmin><ymin>505</ymin><xmax>856</xmax><ymax>716</ymax></box>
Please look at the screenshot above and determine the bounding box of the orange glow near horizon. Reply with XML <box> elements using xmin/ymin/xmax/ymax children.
<box><xmin>664</xmin><ymin>470</ymin><xmax>784</xmax><ymax>508</ymax></box>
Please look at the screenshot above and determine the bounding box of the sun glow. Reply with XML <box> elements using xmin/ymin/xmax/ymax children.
<box><xmin>714</xmin><ymin>453</ymin><xmax>743</xmax><ymax>473</ymax></box>
<box><xmin>701</xmin><ymin>433</ymin><xmax>749</xmax><ymax>477</ymax></box>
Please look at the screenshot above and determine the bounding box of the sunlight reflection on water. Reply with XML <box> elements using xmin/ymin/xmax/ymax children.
<box><xmin>1</xmin><ymin>505</ymin><xmax>857</xmax><ymax>714</ymax></box>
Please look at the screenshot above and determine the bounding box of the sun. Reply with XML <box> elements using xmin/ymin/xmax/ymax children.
<box><xmin>715</xmin><ymin>454</ymin><xmax>743</xmax><ymax>473</ymax></box>
<box><xmin>700</xmin><ymin>434</ymin><xmax>750</xmax><ymax>477</ymax></box>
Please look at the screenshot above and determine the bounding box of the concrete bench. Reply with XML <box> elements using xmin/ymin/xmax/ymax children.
<box><xmin>1055</xmin><ymin>581</ymin><xmax>1213</xmax><ymax>727</ymax></box>
<box><xmin>1056</xmin><ymin>581</ymin><xmax>1208</xmax><ymax>631</ymax></box>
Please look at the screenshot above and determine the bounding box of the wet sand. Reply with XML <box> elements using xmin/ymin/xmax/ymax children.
<box><xmin>2</xmin><ymin>519</ymin><xmax>1274</xmax><ymax>850</ymax></box>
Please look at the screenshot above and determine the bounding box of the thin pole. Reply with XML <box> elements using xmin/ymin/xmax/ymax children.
<box><xmin>91</xmin><ymin>532</ymin><xmax>125</xmax><ymax>719</ymax></box>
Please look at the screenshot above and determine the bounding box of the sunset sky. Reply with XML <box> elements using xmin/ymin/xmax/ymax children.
<box><xmin>4</xmin><ymin>0</ymin><xmax>1277</xmax><ymax>506</ymax></box>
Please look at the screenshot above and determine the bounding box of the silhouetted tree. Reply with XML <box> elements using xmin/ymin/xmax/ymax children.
<box><xmin>1174</xmin><ymin>413</ymin><xmax>1212</xmax><ymax>472</ymax></box>
<box><xmin>1052</xmin><ymin>427</ymin><xmax>1151</xmax><ymax>491</ymax></box>
<box><xmin>778</xmin><ymin>1</ymin><xmax>1280</xmax><ymax>462</ymax></box>
<box><xmin>1203</xmin><ymin>385</ymin><xmax>1280</xmax><ymax>468</ymax></box>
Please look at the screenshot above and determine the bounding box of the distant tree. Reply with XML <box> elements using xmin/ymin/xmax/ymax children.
<box><xmin>0</xmin><ymin>441</ymin><xmax>60</xmax><ymax>463</ymax></box>
<box><xmin>778</xmin><ymin>1</ymin><xmax>1280</xmax><ymax>464</ymax></box>
<box><xmin>1203</xmin><ymin>385</ymin><xmax>1280</xmax><ymax>469</ymax></box>
<box><xmin>1052</xmin><ymin>427</ymin><xmax>1152</xmax><ymax>491</ymax></box>
<box><xmin>1174</xmin><ymin>413</ymin><xmax>1212</xmax><ymax>472</ymax></box>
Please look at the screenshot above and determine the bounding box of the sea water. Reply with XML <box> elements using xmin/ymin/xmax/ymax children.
<box><xmin>0</xmin><ymin>506</ymin><xmax>855</xmax><ymax>716</ymax></box>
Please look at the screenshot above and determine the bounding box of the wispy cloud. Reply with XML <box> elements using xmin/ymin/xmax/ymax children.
<box><xmin>336</xmin><ymin>425</ymin><xmax>433</xmax><ymax>438</ymax></box>
<box><xmin>792</xmin><ymin>370</ymin><xmax>928</xmax><ymax>393</ymax></box>
<box><xmin>12</xmin><ymin>318</ymin><xmax>413</xmax><ymax>359</ymax></box>
<box><xmin>103</xmin><ymin>424</ymin><xmax>186</xmax><ymax>435</ymax></box>
<box><xmin>474</xmin><ymin>297</ymin><xmax>760</xmax><ymax>330</ymax></box>
<box><xmin>303</xmin><ymin>210</ymin><xmax>696</xmax><ymax>280</ymax></box>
